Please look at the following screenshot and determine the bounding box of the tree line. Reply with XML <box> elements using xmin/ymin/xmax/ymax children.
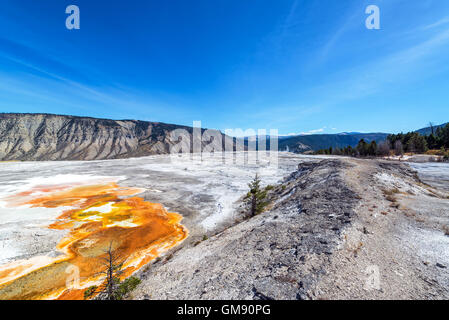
<box><xmin>315</xmin><ymin>123</ymin><xmax>449</xmax><ymax>158</ymax></box>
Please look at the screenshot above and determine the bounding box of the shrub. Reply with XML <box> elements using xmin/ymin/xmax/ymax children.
<box><xmin>247</xmin><ymin>174</ymin><xmax>268</xmax><ymax>216</ymax></box>
<box><xmin>84</xmin><ymin>286</ymin><xmax>98</xmax><ymax>300</ymax></box>
<box><xmin>385</xmin><ymin>195</ymin><xmax>397</xmax><ymax>202</ymax></box>
<box><xmin>116</xmin><ymin>276</ymin><xmax>141</xmax><ymax>300</ymax></box>
<box><xmin>443</xmin><ymin>225</ymin><xmax>449</xmax><ymax>236</ymax></box>
<box><xmin>383</xmin><ymin>188</ymin><xmax>400</xmax><ymax>196</ymax></box>
<box><xmin>444</xmin><ymin>151</ymin><xmax>449</xmax><ymax>161</ymax></box>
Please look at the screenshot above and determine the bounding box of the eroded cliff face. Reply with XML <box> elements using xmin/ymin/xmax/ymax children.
<box><xmin>0</xmin><ymin>113</ymin><xmax>229</xmax><ymax>161</ymax></box>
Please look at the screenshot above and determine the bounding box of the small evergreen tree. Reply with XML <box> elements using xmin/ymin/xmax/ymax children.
<box><xmin>440</xmin><ymin>123</ymin><xmax>449</xmax><ymax>148</ymax></box>
<box><xmin>368</xmin><ymin>141</ymin><xmax>377</xmax><ymax>156</ymax></box>
<box><xmin>426</xmin><ymin>134</ymin><xmax>437</xmax><ymax>150</ymax></box>
<box><xmin>247</xmin><ymin>174</ymin><xmax>268</xmax><ymax>216</ymax></box>
<box><xmin>356</xmin><ymin>139</ymin><xmax>368</xmax><ymax>156</ymax></box>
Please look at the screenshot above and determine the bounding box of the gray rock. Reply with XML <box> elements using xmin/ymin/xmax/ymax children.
<box><xmin>133</xmin><ymin>159</ymin><xmax>359</xmax><ymax>300</ymax></box>
<box><xmin>0</xmin><ymin>113</ymin><xmax>238</xmax><ymax>161</ymax></box>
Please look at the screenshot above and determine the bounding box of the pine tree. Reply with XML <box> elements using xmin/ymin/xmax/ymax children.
<box><xmin>356</xmin><ymin>139</ymin><xmax>368</xmax><ymax>156</ymax></box>
<box><xmin>368</xmin><ymin>141</ymin><xmax>377</xmax><ymax>156</ymax></box>
<box><xmin>247</xmin><ymin>174</ymin><xmax>268</xmax><ymax>216</ymax></box>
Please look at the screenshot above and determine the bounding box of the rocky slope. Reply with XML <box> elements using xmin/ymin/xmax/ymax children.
<box><xmin>0</xmin><ymin>113</ymin><xmax>237</xmax><ymax>161</ymax></box>
<box><xmin>133</xmin><ymin>159</ymin><xmax>357</xmax><ymax>300</ymax></box>
<box><xmin>132</xmin><ymin>158</ymin><xmax>449</xmax><ymax>300</ymax></box>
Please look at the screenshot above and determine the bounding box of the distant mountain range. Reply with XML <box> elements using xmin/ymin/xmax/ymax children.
<box><xmin>277</xmin><ymin>132</ymin><xmax>389</xmax><ymax>153</ymax></box>
<box><xmin>243</xmin><ymin>123</ymin><xmax>448</xmax><ymax>153</ymax></box>
<box><xmin>0</xmin><ymin>113</ymin><xmax>446</xmax><ymax>160</ymax></box>
<box><xmin>415</xmin><ymin>122</ymin><xmax>448</xmax><ymax>136</ymax></box>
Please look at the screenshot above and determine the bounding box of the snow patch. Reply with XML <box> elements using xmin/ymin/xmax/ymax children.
<box><xmin>375</xmin><ymin>172</ymin><xmax>429</xmax><ymax>195</ymax></box>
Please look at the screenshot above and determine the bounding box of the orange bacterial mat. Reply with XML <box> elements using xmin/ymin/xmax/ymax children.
<box><xmin>0</xmin><ymin>182</ymin><xmax>188</xmax><ymax>300</ymax></box>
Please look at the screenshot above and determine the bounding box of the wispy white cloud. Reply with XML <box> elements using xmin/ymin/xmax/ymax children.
<box><xmin>281</xmin><ymin>0</ymin><xmax>301</xmax><ymax>34</ymax></box>
<box><xmin>311</xmin><ymin>26</ymin><xmax>449</xmax><ymax>105</ymax></box>
<box><xmin>422</xmin><ymin>17</ymin><xmax>449</xmax><ymax>30</ymax></box>
<box><xmin>318</xmin><ymin>11</ymin><xmax>359</xmax><ymax>62</ymax></box>
<box><xmin>287</xmin><ymin>127</ymin><xmax>326</xmax><ymax>136</ymax></box>
<box><xmin>0</xmin><ymin>38</ymin><xmax>182</xmax><ymax>121</ymax></box>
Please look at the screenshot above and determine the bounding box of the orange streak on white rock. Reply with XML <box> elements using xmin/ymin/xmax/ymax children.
<box><xmin>0</xmin><ymin>179</ymin><xmax>188</xmax><ymax>300</ymax></box>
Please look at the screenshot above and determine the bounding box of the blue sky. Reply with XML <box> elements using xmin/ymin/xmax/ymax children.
<box><xmin>0</xmin><ymin>0</ymin><xmax>448</xmax><ymax>135</ymax></box>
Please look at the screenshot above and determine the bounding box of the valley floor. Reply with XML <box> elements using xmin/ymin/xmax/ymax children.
<box><xmin>0</xmin><ymin>154</ymin><xmax>447</xmax><ymax>299</ymax></box>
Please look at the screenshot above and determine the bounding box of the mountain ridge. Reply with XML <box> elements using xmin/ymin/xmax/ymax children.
<box><xmin>0</xmin><ymin>113</ymin><xmax>446</xmax><ymax>160</ymax></box>
<box><xmin>278</xmin><ymin>132</ymin><xmax>389</xmax><ymax>153</ymax></box>
<box><xmin>245</xmin><ymin>124</ymin><xmax>447</xmax><ymax>153</ymax></box>
<box><xmin>0</xmin><ymin>113</ymin><xmax>232</xmax><ymax>161</ymax></box>
<box><xmin>415</xmin><ymin>122</ymin><xmax>448</xmax><ymax>136</ymax></box>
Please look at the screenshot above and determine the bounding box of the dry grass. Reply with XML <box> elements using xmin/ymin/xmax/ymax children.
<box><xmin>443</xmin><ymin>225</ymin><xmax>449</xmax><ymax>236</ymax></box>
<box><xmin>426</xmin><ymin>150</ymin><xmax>442</xmax><ymax>156</ymax></box>
<box><xmin>425</xmin><ymin>149</ymin><xmax>449</xmax><ymax>157</ymax></box>
<box><xmin>353</xmin><ymin>242</ymin><xmax>363</xmax><ymax>257</ymax></box>
<box><xmin>274</xmin><ymin>275</ymin><xmax>299</xmax><ymax>285</ymax></box>
<box><xmin>164</xmin><ymin>253</ymin><xmax>174</xmax><ymax>263</ymax></box>
<box><xmin>403</xmin><ymin>210</ymin><xmax>416</xmax><ymax>218</ymax></box>
<box><xmin>383</xmin><ymin>188</ymin><xmax>400</xmax><ymax>196</ymax></box>
<box><xmin>383</xmin><ymin>188</ymin><xmax>402</xmax><ymax>207</ymax></box>
<box><xmin>385</xmin><ymin>195</ymin><xmax>397</xmax><ymax>202</ymax></box>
